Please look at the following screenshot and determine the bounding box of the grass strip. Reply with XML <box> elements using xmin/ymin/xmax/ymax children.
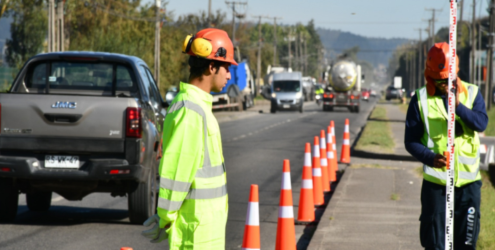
<box><xmin>477</xmin><ymin>170</ymin><xmax>495</xmax><ymax>249</ymax></box>
<box><xmin>484</xmin><ymin>108</ymin><xmax>495</xmax><ymax>136</ymax></box>
<box><xmin>355</xmin><ymin>106</ymin><xmax>395</xmax><ymax>154</ymax></box>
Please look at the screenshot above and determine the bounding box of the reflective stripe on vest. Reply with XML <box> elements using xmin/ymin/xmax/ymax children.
<box><xmin>468</xmin><ymin>85</ymin><xmax>475</xmax><ymax>107</ymax></box>
<box><xmin>158</xmin><ymin>100</ymin><xmax>227</xmax><ymax>212</ymax></box>
<box><xmin>418</xmin><ymin>88</ymin><xmax>434</xmax><ymax>148</ymax></box>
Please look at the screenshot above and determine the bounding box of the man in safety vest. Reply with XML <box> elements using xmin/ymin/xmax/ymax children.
<box><xmin>405</xmin><ymin>42</ymin><xmax>488</xmax><ymax>250</ymax></box>
<box><xmin>141</xmin><ymin>28</ymin><xmax>236</xmax><ymax>249</ymax></box>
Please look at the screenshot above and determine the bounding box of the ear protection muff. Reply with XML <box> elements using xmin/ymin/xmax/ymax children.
<box><xmin>190</xmin><ymin>38</ymin><xmax>213</xmax><ymax>58</ymax></box>
<box><xmin>182</xmin><ymin>34</ymin><xmax>194</xmax><ymax>53</ymax></box>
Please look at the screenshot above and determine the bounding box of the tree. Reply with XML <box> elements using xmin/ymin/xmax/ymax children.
<box><xmin>5</xmin><ymin>0</ymin><xmax>47</xmax><ymax>69</ymax></box>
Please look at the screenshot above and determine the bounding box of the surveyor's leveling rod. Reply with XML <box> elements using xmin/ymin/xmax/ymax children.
<box><xmin>445</xmin><ymin>1</ymin><xmax>458</xmax><ymax>250</ymax></box>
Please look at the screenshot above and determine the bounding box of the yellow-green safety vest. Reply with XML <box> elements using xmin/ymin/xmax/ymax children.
<box><xmin>157</xmin><ymin>82</ymin><xmax>228</xmax><ymax>250</ymax></box>
<box><xmin>416</xmin><ymin>81</ymin><xmax>481</xmax><ymax>187</ymax></box>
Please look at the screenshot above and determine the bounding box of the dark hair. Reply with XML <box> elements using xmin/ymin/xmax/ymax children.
<box><xmin>188</xmin><ymin>56</ymin><xmax>224</xmax><ymax>80</ymax></box>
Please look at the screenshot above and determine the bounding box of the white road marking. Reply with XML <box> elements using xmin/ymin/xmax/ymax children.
<box><xmin>51</xmin><ymin>196</ymin><xmax>65</xmax><ymax>202</ymax></box>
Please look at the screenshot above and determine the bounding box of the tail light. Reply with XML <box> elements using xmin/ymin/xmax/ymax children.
<box><xmin>329</xmin><ymin>94</ymin><xmax>334</xmax><ymax>98</ymax></box>
<box><xmin>126</xmin><ymin>107</ymin><xmax>142</xmax><ymax>138</ymax></box>
<box><xmin>323</xmin><ymin>94</ymin><xmax>328</xmax><ymax>98</ymax></box>
<box><xmin>350</xmin><ymin>95</ymin><xmax>355</xmax><ymax>99</ymax></box>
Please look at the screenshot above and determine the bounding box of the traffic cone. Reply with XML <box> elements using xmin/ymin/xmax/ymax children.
<box><xmin>121</xmin><ymin>248</ymin><xmax>133</xmax><ymax>250</ymax></box>
<box><xmin>275</xmin><ymin>160</ymin><xmax>296</xmax><ymax>250</ymax></box>
<box><xmin>319</xmin><ymin>130</ymin><xmax>331</xmax><ymax>192</ymax></box>
<box><xmin>297</xmin><ymin>143</ymin><xmax>315</xmax><ymax>222</ymax></box>
<box><xmin>327</xmin><ymin>124</ymin><xmax>337</xmax><ymax>182</ymax></box>
<box><xmin>242</xmin><ymin>184</ymin><xmax>260</xmax><ymax>250</ymax></box>
<box><xmin>312</xmin><ymin>137</ymin><xmax>324</xmax><ymax>206</ymax></box>
<box><xmin>331</xmin><ymin>121</ymin><xmax>339</xmax><ymax>173</ymax></box>
<box><xmin>340</xmin><ymin>119</ymin><xmax>351</xmax><ymax>164</ymax></box>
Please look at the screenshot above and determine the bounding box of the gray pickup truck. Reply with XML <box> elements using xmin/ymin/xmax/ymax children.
<box><xmin>0</xmin><ymin>52</ymin><xmax>167</xmax><ymax>224</ymax></box>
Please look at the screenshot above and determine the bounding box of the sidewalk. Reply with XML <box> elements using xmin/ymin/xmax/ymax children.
<box><xmin>308</xmin><ymin>103</ymin><xmax>423</xmax><ymax>250</ymax></box>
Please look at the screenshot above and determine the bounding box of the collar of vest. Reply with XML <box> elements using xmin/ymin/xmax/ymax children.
<box><xmin>179</xmin><ymin>81</ymin><xmax>213</xmax><ymax>105</ymax></box>
<box><xmin>425</xmin><ymin>76</ymin><xmax>467</xmax><ymax>96</ymax></box>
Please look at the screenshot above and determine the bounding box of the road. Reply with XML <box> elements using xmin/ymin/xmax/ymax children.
<box><xmin>0</xmin><ymin>99</ymin><xmax>377</xmax><ymax>250</ymax></box>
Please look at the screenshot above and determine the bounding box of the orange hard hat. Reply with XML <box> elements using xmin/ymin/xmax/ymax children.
<box><xmin>182</xmin><ymin>28</ymin><xmax>238</xmax><ymax>66</ymax></box>
<box><xmin>424</xmin><ymin>42</ymin><xmax>459</xmax><ymax>81</ymax></box>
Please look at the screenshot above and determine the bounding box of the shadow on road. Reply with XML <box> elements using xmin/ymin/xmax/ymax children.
<box><xmin>7</xmin><ymin>206</ymin><xmax>130</xmax><ymax>226</ymax></box>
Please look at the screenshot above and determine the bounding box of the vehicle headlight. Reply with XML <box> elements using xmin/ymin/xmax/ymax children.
<box><xmin>271</xmin><ymin>93</ymin><xmax>277</xmax><ymax>98</ymax></box>
<box><xmin>295</xmin><ymin>92</ymin><xmax>302</xmax><ymax>99</ymax></box>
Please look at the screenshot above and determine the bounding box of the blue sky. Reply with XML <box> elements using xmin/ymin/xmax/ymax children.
<box><xmin>149</xmin><ymin>0</ymin><xmax>489</xmax><ymax>40</ymax></box>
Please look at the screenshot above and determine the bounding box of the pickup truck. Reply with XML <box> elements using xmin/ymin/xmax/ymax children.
<box><xmin>0</xmin><ymin>52</ymin><xmax>167</xmax><ymax>224</ymax></box>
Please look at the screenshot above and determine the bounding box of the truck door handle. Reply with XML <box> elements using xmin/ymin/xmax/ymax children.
<box><xmin>44</xmin><ymin>113</ymin><xmax>82</xmax><ymax>123</ymax></box>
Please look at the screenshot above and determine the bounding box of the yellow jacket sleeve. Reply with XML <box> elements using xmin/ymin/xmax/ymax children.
<box><xmin>157</xmin><ymin>107</ymin><xmax>204</xmax><ymax>228</ymax></box>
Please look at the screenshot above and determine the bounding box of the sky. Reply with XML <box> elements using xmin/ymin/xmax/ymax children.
<box><xmin>149</xmin><ymin>0</ymin><xmax>490</xmax><ymax>40</ymax></box>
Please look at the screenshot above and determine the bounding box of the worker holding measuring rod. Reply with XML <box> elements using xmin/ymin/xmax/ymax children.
<box><xmin>404</xmin><ymin>40</ymin><xmax>488</xmax><ymax>249</ymax></box>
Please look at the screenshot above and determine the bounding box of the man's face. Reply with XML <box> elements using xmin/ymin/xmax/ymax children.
<box><xmin>433</xmin><ymin>78</ymin><xmax>449</xmax><ymax>94</ymax></box>
<box><xmin>210</xmin><ymin>62</ymin><xmax>231</xmax><ymax>93</ymax></box>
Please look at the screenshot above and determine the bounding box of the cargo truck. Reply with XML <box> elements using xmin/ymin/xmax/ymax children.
<box><xmin>322</xmin><ymin>61</ymin><xmax>362</xmax><ymax>113</ymax></box>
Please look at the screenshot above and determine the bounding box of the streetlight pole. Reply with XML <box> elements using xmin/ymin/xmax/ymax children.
<box><xmin>486</xmin><ymin>0</ymin><xmax>495</xmax><ymax>110</ymax></box>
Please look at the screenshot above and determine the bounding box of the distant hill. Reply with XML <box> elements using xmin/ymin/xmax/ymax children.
<box><xmin>316</xmin><ymin>28</ymin><xmax>409</xmax><ymax>67</ymax></box>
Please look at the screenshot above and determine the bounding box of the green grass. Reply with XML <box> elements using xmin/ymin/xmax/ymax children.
<box><xmin>355</xmin><ymin>106</ymin><xmax>395</xmax><ymax>154</ymax></box>
<box><xmin>390</xmin><ymin>193</ymin><xmax>400</xmax><ymax>201</ymax></box>
<box><xmin>485</xmin><ymin>108</ymin><xmax>495</xmax><ymax>136</ymax></box>
<box><xmin>477</xmin><ymin>170</ymin><xmax>495</xmax><ymax>249</ymax></box>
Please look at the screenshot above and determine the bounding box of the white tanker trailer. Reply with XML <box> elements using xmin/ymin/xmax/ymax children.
<box><xmin>322</xmin><ymin>60</ymin><xmax>361</xmax><ymax>113</ymax></box>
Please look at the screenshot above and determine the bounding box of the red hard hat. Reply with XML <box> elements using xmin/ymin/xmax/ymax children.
<box><xmin>424</xmin><ymin>42</ymin><xmax>459</xmax><ymax>81</ymax></box>
<box><xmin>182</xmin><ymin>28</ymin><xmax>238</xmax><ymax>66</ymax></box>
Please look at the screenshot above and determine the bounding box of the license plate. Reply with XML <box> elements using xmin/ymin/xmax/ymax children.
<box><xmin>45</xmin><ymin>155</ymin><xmax>80</xmax><ymax>169</ymax></box>
<box><xmin>283</xmin><ymin>104</ymin><xmax>290</xmax><ymax>108</ymax></box>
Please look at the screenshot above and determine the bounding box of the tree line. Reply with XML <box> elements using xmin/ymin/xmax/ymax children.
<box><xmin>2</xmin><ymin>0</ymin><xmax>324</xmax><ymax>95</ymax></box>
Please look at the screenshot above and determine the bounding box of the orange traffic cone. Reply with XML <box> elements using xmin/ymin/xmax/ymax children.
<box><xmin>327</xmin><ymin>124</ymin><xmax>337</xmax><ymax>182</ymax></box>
<box><xmin>121</xmin><ymin>248</ymin><xmax>133</xmax><ymax>250</ymax></box>
<box><xmin>319</xmin><ymin>130</ymin><xmax>331</xmax><ymax>192</ymax></box>
<box><xmin>331</xmin><ymin>121</ymin><xmax>339</xmax><ymax>173</ymax></box>
<box><xmin>275</xmin><ymin>160</ymin><xmax>296</xmax><ymax>250</ymax></box>
<box><xmin>242</xmin><ymin>184</ymin><xmax>260</xmax><ymax>250</ymax></box>
<box><xmin>297</xmin><ymin>143</ymin><xmax>315</xmax><ymax>222</ymax></box>
<box><xmin>312</xmin><ymin>137</ymin><xmax>324</xmax><ymax>206</ymax></box>
<box><xmin>340</xmin><ymin>119</ymin><xmax>351</xmax><ymax>164</ymax></box>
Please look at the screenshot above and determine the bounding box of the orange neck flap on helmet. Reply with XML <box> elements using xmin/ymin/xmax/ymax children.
<box><xmin>424</xmin><ymin>42</ymin><xmax>466</xmax><ymax>96</ymax></box>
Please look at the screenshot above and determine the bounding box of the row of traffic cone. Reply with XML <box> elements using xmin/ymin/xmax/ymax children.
<box><xmin>242</xmin><ymin>119</ymin><xmax>351</xmax><ymax>250</ymax></box>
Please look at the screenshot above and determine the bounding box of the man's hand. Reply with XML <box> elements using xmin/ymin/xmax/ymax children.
<box><xmin>141</xmin><ymin>214</ymin><xmax>169</xmax><ymax>243</ymax></box>
<box><xmin>433</xmin><ymin>154</ymin><xmax>447</xmax><ymax>168</ymax></box>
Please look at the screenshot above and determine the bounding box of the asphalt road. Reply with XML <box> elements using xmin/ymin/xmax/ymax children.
<box><xmin>0</xmin><ymin>98</ymin><xmax>377</xmax><ymax>250</ymax></box>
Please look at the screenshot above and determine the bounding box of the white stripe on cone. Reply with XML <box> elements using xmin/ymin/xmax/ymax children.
<box><xmin>278</xmin><ymin>206</ymin><xmax>294</xmax><ymax>218</ymax></box>
<box><xmin>343</xmin><ymin>139</ymin><xmax>350</xmax><ymax>145</ymax></box>
<box><xmin>301</xmin><ymin>179</ymin><xmax>313</xmax><ymax>189</ymax></box>
<box><xmin>320</xmin><ymin>158</ymin><xmax>328</xmax><ymax>166</ymax></box>
<box><xmin>304</xmin><ymin>153</ymin><xmax>312</xmax><ymax>166</ymax></box>
<box><xmin>313</xmin><ymin>168</ymin><xmax>322</xmax><ymax>176</ymax></box>
<box><xmin>242</xmin><ymin>248</ymin><xmax>260</xmax><ymax>250</ymax></box>
<box><xmin>327</xmin><ymin>133</ymin><xmax>332</xmax><ymax>143</ymax></box>
<box><xmin>320</xmin><ymin>138</ymin><xmax>326</xmax><ymax>149</ymax></box>
<box><xmin>282</xmin><ymin>172</ymin><xmax>292</xmax><ymax>190</ymax></box>
<box><xmin>344</xmin><ymin>125</ymin><xmax>349</xmax><ymax>133</ymax></box>
<box><xmin>327</xmin><ymin>151</ymin><xmax>334</xmax><ymax>159</ymax></box>
<box><xmin>313</xmin><ymin>145</ymin><xmax>320</xmax><ymax>157</ymax></box>
<box><xmin>245</xmin><ymin>202</ymin><xmax>260</xmax><ymax>226</ymax></box>
<box><xmin>332</xmin><ymin>144</ymin><xmax>336</xmax><ymax>150</ymax></box>
<box><xmin>331</xmin><ymin>127</ymin><xmax>335</xmax><ymax>136</ymax></box>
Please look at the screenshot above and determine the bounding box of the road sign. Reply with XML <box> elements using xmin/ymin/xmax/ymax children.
<box><xmin>393</xmin><ymin>77</ymin><xmax>402</xmax><ymax>88</ymax></box>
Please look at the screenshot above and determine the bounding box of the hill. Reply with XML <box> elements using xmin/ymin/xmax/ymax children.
<box><xmin>316</xmin><ymin>28</ymin><xmax>409</xmax><ymax>67</ymax></box>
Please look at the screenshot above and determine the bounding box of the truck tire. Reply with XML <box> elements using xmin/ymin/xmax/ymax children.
<box><xmin>355</xmin><ymin>106</ymin><xmax>360</xmax><ymax>113</ymax></box>
<box><xmin>0</xmin><ymin>178</ymin><xmax>19</xmax><ymax>223</ymax></box>
<box><xmin>26</xmin><ymin>191</ymin><xmax>52</xmax><ymax>212</ymax></box>
<box><xmin>128</xmin><ymin>165</ymin><xmax>158</xmax><ymax>224</ymax></box>
<box><xmin>299</xmin><ymin>105</ymin><xmax>303</xmax><ymax>113</ymax></box>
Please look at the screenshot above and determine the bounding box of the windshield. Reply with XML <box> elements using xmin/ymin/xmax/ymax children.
<box><xmin>15</xmin><ymin>61</ymin><xmax>138</xmax><ymax>96</ymax></box>
<box><xmin>273</xmin><ymin>80</ymin><xmax>301</xmax><ymax>92</ymax></box>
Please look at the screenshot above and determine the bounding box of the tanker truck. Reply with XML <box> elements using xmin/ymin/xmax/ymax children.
<box><xmin>322</xmin><ymin>60</ymin><xmax>361</xmax><ymax>113</ymax></box>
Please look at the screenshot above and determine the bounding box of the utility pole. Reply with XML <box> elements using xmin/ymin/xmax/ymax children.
<box><xmin>406</xmin><ymin>54</ymin><xmax>410</xmax><ymax>91</ymax></box>
<box><xmin>56</xmin><ymin>0</ymin><xmax>64</xmax><ymax>52</ymax></box>
<box><xmin>295</xmin><ymin>30</ymin><xmax>299</xmax><ymax>70</ymax></box>
<box><xmin>287</xmin><ymin>27</ymin><xmax>292</xmax><ymax>69</ymax></box>
<box><xmin>48</xmin><ymin>0</ymin><xmax>55</xmax><ymax>52</ymax></box>
<box><xmin>208</xmin><ymin>0</ymin><xmax>212</xmax><ymax>25</ymax></box>
<box><xmin>415</xmin><ymin>28</ymin><xmax>423</xmax><ymax>88</ymax></box>
<box><xmin>252</xmin><ymin>15</ymin><xmax>269</xmax><ymax>90</ymax></box>
<box><xmin>154</xmin><ymin>0</ymin><xmax>161</xmax><ymax>88</ymax></box>
<box><xmin>225</xmin><ymin>1</ymin><xmax>247</xmax><ymax>62</ymax></box>
<box><xmin>471</xmin><ymin>0</ymin><xmax>476</xmax><ymax>84</ymax></box>
<box><xmin>486</xmin><ymin>0</ymin><xmax>495</xmax><ymax>110</ymax></box>
<box><xmin>267</xmin><ymin>16</ymin><xmax>282</xmax><ymax>66</ymax></box>
<box><xmin>425</xmin><ymin>8</ymin><xmax>442</xmax><ymax>45</ymax></box>
<box><xmin>304</xmin><ymin>36</ymin><xmax>308</xmax><ymax>75</ymax></box>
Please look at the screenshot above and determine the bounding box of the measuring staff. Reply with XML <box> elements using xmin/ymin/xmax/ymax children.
<box><xmin>404</xmin><ymin>41</ymin><xmax>488</xmax><ymax>250</ymax></box>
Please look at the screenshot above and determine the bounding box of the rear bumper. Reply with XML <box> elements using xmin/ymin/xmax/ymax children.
<box><xmin>0</xmin><ymin>155</ymin><xmax>144</xmax><ymax>181</ymax></box>
<box><xmin>323</xmin><ymin>99</ymin><xmax>359</xmax><ymax>106</ymax></box>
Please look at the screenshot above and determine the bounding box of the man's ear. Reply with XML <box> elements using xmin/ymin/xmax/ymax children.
<box><xmin>207</xmin><ymin>62</ymin><xmax>216</xmax><ymax>75</ymax></box>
